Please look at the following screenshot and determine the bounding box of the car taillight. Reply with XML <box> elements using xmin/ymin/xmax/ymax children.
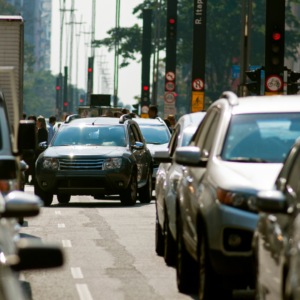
<box><xmin>0</xmin><ymin>180</ymin><xmax>18</xmax><ymax>196</ymax></box>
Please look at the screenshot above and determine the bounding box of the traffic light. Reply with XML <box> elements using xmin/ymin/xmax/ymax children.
<box><xmin>288</xmin><ymin>71</ymin><xmax>300</xmax><ymax>95</ymax></box>
<box><xmin>64</xmin><ymin>102</ymin><xmax>68</xmax><ymax>106</ymax></box>
<box><xmin>87</xmin><ymin>57</ymin><xmax>94</xmax><ymax>105</ymax></box>
<box><xmin>132</xmin><ymin>103</ymin><xmax>139</xmax><ymax>115</ymax></box>
<box><xmin>245</xmin><ymin>69</ymin><xmax>261</xmax><ymax>95</ymax></box>
<box><xmin>168</xmin><ymin>18</ymin><xmax>176</xmax><ymax>39</ymax></box>
<box><xmin>55</xmin><ymin>77</ymin><xmax>60</xmax><ymax>113</ymax></box>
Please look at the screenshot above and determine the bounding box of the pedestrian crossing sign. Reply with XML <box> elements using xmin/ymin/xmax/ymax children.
<box><xmin>191</xmin><ymin>91</ymin><xmax>204</xmax><ymax>112</ymax></box>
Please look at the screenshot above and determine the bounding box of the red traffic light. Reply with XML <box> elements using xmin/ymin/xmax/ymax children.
<box><xmin>273</xmin><ymin>32</ymin><xmax>281</xmax><ymax>41</ymax></box>
<box><xmin>88</xmin><ymin>68</ymin><xmax>92</xmax><ymax>72</ymax></box>
<box><xmin>80</xmin><ymin>99</ymin><xmax>83</xmax><ymax>103</ymax></box>
<box><xmin>143</xmin><ymin>86</ymin><xmax>149</xmax><ymax>91</ymax></box>
<box><xmin>64</xmin><ymin>102</ymin><xmax>68</xmax><ymax>106</ymax></box>
<box><xmin>169</xmin><ymin>19</ymin><xmax>175</xmax><ymax>24</ymax></box>
<box><xmin>175</xmin><ymin>93</ymin><xmax>177</xmax><ymax>96</ymax></box>
<box><xmin>56</xmin><ymin>86</ymin><xmax>60</xmax><ymax>90</ymax></box>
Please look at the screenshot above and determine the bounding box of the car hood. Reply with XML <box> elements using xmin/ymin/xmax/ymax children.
<box><xmin>44</xmin><ymin>146</ymin><xmax>126</xmax><ymax>157</ymax></box>
<box><xmin>210</xmin><ymin>157</ymin><xmax>283</xmax><ymax>191</ymax></box>
<box><xmin>147</xmin><ymin>143</ymin><xmax>169</xmax><ymax>155</ymax></box>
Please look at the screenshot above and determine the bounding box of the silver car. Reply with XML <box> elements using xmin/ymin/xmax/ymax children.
<box><xmin>154</xmin><ymin>112</ymin><xmax>206</xmax><ymax>265</ymax></box>
<box><xmin>173</xmin><ymin>92</ymin><xmax>300</xmax><ymax>298</ymax></box>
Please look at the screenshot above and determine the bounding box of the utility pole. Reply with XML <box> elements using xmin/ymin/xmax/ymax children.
<box><xmin>113</xmin><ymin>0</ymin><xmax>121</xmax><ymax>107</ymax></box>
<box><xmin>151</xmin><ymin>0</ymin><xmax>158</xmax><ymax>106</ymax></box>
<box><xmin>155</xmin><ymin>0</ymin><xmax>162</xmax><ymax>105</ymax></box>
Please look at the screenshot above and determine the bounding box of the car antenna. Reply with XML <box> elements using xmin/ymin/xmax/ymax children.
<box><xmin>92</xmin><ymin>118</ymin><xmax>97</xmax><ymax>126</ymax></box>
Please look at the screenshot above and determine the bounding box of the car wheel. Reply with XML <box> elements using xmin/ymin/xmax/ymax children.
<box><xmin>120</xmin><ymin>171</ymin><xmax>137</xmax><ymax>206</ymax></box>
<box><xmin>164</xmin><ymin>208</ymin><xmax>176</xmax><ymax>265</ymax></box>
<box><xmin>198</xmin><ymin>228</ymin><xmax>232</xmax><ymax>300</ymax></box>
<box><xmin>57</xmin><ymin>194</ymin><xmax>71</xmax><ymax>204</ymax></box>
<box><xmin>155</xmin><ymin>211</ymin><xmax>164</xmax><ymax>256</ymax></box>
<box><xmin>34</xmin><ymin>183</ymin><xmax>53</xmax><ymax>206</ymax></box>
<box><xmin>139</xmin><ymin>167</ymin><xmax>152</xmax><ymax>203</ymax></box>
<box><xmin>176</xmin><ymin>212</ymin><xmax>198</xmax><ymax>293</ymax></box>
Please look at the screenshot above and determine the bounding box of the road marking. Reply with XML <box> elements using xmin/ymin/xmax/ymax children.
<box><xmin>71</xmin><ymin>267</ymin><xmax>84</xmax><ymax>279</ymax></box>
<box><xmin>76</xmin><ymin>284</ymin><xmax>93</xmax><ymax>300</ymax></box>
<box><xmin>62</xmin><ymin>240</ymin><xmax>72</xmax><ymax>247</ymax></box>
<box><xmin>55</xmin><ymin>211</ymin><xmax>61</xmax><ymax>214</ymax></box>
<box><xmin>58</xmin><ymin>224</ymin><xmax>65</xmax><ymax>228</ymax></box>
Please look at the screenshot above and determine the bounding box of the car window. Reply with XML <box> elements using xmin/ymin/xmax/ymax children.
<box><xmin>221</xmin><ymin>113</ymin><xmax>300</xmax><ymax>163</ymax></box>
<box><xmin>52</xmin><ymin>125</ymin><xmax>126</xmax><ymax>147</ymax></box>
<box><xmin>169</xmin><ymin>126</ymin><xmax>180</xmax><ymax>157</ymax></box>
<box><xmin>139</xmin><ymin>125</ymin><xmax>170</xmax><ymax>145</ymax></box>
<box><xmin>181</xmin><ymin>126</ymin><xmax>198</xmax><ymax>147</ymax></box>
<box><xmin>287</xmin><ymin>152</ymin><xmax>300</xmax><ymax>198</ymax></box>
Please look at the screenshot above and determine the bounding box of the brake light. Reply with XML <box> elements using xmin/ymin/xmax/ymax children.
<box><xmin>0</xmin><ymin>180</ymin><xmax>9</xmax><ymax>192</ymax></box>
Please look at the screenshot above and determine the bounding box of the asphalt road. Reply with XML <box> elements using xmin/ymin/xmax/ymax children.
<box><xmin>20</xmin><ymin>185</ymin><xmax>254</xmax><ymax>300</ymax></box>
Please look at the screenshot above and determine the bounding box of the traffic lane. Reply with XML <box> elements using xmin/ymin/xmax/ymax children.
<box><xmin>20</xmin><ymin>189</ymin><xmax>193</xmax><ymax>300</ymax></box>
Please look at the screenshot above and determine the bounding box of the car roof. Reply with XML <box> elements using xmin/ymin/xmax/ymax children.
<box><xmin>230</xmin><ymin>95</ymin><xmax>300</xmax><ymax>114</ymax></box>
<box><xmin>133</xmin><ymin>118</ymin><xmax>165</xmax><ymax>125</ymax></box>
<box><xmin>67</xmin><ymin>117</ymin><xmax>123</xmax><ymax>126</ymax></box>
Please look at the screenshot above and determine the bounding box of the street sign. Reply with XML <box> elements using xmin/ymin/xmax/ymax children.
<box><xmin>164</xmin><ymin>92</ymin><xmax>175</xmax><ymax>104</ymax></box>
<box><xmin>141</xmin><ymin>105</ymin><xmax>149</xmax><ymax>114</ymax></box>
<box><xmin>191</xmin><ymin>91</ymin><xmax>204</xmax><ymax>112</ymax></box>
<box><xmin>165</xmin><ymin>82</ymin><xmax>175</xmax><ymax>91</ymax></box>
<box><xmin>192</xmin><ymin>79</ymin><xmax>204</xmax><ymax>91</ymax></box>
<box><xmin>91</xmin><ymin>94</ymin><xmax>111</xmax><ymax>106</ymax></box>
<box><xmin>265</xmin><ymin>75</ymin><xmax>283</xmax><ymax>92</ymax></box>
<box><xmin>166</xmin><ymin>71</ymin><xmax>175</xmax><ymax>81</ymax></box>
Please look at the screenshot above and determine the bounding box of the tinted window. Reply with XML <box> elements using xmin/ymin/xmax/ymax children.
<box><xmin>222</xmin><ymin>113</ymin><xmax>300</xmax><ymax>163</ymax></box>
<box><xmin>181</xmin><ymin>126</ymin><xmax>197</xmax><ymax>147</ymax></box>
<box><xmin>139</xmin><ymin>125</ymin><xmax>170</xmax><ymax>145</ymax></box>
<box><xmin>52</xmin><ymin>125</ymin><xmax>126</xmax><ymax>147</ymax></box>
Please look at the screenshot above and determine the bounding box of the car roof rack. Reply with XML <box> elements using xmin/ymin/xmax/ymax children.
<box><xmin>65</xmin><ymin>114</ymin><xmax>81</xmax><ymax>123</ymax></box>
<box><xmin>119</xmin><ymin>114</ymin><xmax>132</xmax><ymax>124</ymax></box>
<box><xmin>219</xmin><ymin>91</ymin><xmax>239</xmax><ymax>106</ymax></box>
<box><xmin>155</xmin><ymin>117</ymin><xmax>164</xmax><ymax>123</ymax></box>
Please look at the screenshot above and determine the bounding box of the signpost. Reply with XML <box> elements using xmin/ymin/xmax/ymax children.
<box><xmin>166</xmin><ymin>71</ymin><xmax>175</xmax><ymax>81</ymax></box>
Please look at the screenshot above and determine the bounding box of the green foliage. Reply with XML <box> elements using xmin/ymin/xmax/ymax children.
<box><xmin>24</xmin><ymin>41</ymin><xmax>36</xmax><ymax>73</ymax></box>
<box><xmin>0</xmin><ymin>0</ymin><xmax>18</xmax><ymax>14</ymax></box>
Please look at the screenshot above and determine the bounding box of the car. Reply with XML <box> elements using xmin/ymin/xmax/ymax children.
<box><xmin>34</xmin><ymin>115</ymin><xmax>153</xmax><ymax>206</ymax></box>
<box><xmin>154</xmin><ymin>112</ymin><xmax>206</xmax><ymax>265</ymax></box>
<box><xmin>174</xmin><ymin>92</ymin><xmax>300</xmax><ymax>298</ymax></box>
<box><xmin>253</xmin><ymin>138</ymin><xmax>300</xmax><ymax>300</ymax></box>
<box><xmin>134</xmin><ymin>117</ymin><xmax>171</xmax><ymax>188</ymax></box>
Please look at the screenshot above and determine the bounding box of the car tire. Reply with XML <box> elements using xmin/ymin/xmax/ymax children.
<box><xmin>34</xmin><ymin>183</ymin><xmax>53</xmax><ymax>206</ymax></box>
<box><xmin>120</xmin><ymin>171</ymin><xmax>137</xmax><ymax>206</ymax></box>
<box><xmin>164</xmin><ymin>208</ymin><xmax>176</xmax><ymax>266</ymax></box>
<box><xmin>155</xmin><ymin>211</ymin><xmax>164</xmax><ymax>256</ymax></box>
<box><xmin>176</xmin><ymin>212</ymin><xmax>198</xmax><ymax>293</ymax></box>
<box><xmin>57</xmin><ymin>194</ymin><xmax>71</xmax><ymax>204</ymax></box>
<box><xmin>198</xmin><ymin>228</ymin><xmax>232</xmax><ymax>300</ymax></box>
<box><xmin>139</xmin><ymin>167</ymin><xmax>152</xmax><ymax>203</ymax></box>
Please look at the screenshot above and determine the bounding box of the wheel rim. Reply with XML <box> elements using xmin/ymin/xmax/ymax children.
<box><xmin>199</xmin><ymin>234</ymin><xmax>206</xmax><ymax>300</ymax></box>
<box><xmin>131</xmin><ymin>175</ymin><xmax>137</xmax><ymax>200</ymax></box>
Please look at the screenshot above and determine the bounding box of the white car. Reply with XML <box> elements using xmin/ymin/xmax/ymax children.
<box><xmin>154</xmin><ymin>112</ymin><xmax>206</xmax><ymax>265</ymax></box>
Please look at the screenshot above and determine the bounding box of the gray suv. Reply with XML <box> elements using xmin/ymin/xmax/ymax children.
<box><xmin>174</xmin><ymin>92</ymin><xmax>300</xmax><ymax>298</ymax></box>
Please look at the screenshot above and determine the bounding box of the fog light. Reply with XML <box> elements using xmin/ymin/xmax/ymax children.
<box><xmin>42</xmin><ymin>181</ymin><xmax>48</xmax><ymax>187</ymax></box>
<box><xmin>118</xmin><ymin>181</ymin><xmax>124</xmax><ymax>187</ymax></box>
<box><xmin>228</xmin><ymin>234</ymin><xmax>242</xmax><ymax>247</ymax></box>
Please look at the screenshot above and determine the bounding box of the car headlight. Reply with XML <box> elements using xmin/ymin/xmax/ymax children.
<box><xmin>43</xmin><ymin>158</ymin><xmax>59</xmax><ymax>170</ymax></box>
<box><xmin>103</xmin><ymin>158</ymin><xmax>122</xmax><ymax>170</ymax></box>
<box><xmin>217</xmin><ymin>189</ymin><xmax>257</xmax><ymax>212</ymax></box>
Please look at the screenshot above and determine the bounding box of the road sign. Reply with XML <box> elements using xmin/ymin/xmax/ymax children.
<box><xmin>165</xmin><ymin>81</ymin><xmax>175</xmax><ymax>91</ymax></box>
<box><xmin>192</xmin><ymin>79</ymin><xmax>204</xmax><ymax>91</ymax></box>
<box><xmin>265</xmin><ymin>75</ymin><xmax>283</xmax><ymax>92</ymax></box>
<box><xmin>164</xmin><ymin>92</ymin><xmax>175</xmax><ymax>104</ymax></box>
<box><xmin>166</xmin><ymin>71</ymin><xmax>175</xmax><ymax>81</ymax></box>
<box><xmin>141</xmin><ymin>105</ymin><xmax>149</xmax><ymax>114</ymax></box>
<box><xmin>191</xmin><ymin>91</ymin><xmax>204</xmax><ymax>112</ymax></box>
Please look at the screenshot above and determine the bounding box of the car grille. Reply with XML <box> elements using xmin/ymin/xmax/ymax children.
<box><xmin>59</xmin><ymin>158</ymin><xmax>105</xmax><ymax>170</ymax></box>
<box><xmin>57</xmin><ymin>179</ymin><xmax>105</xmax><ymax>188</ymax></box>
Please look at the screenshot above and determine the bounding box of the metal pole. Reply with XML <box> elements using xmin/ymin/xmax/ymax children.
<box><xmin>246</xmin><ymin>0</ymin><xmax>252</xmax><ymax>72</ymax></box>
<box><xmin>238</xmin><ymin>0</ymin><xmax>246</xmax><ymax>96</ymax></box>
<box><xmin>155</xmin><ymin>0</ymin><xmax>162</xmax><ymax>105</ymax></box>
<box><xmin>151</xmin><ymin>0</ymin><xmax>158</xmax><ymax>106</ymax></box>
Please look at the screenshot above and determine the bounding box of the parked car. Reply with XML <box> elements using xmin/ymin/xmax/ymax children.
<box><xmin>154</xmin><ymin>112</ymin><xmax>206</xmax><ymax>265</ymax></box>
<box><xmin>35</xmin><ymin>115</ymin><xmax>153</xmax><ymax>206</ymax></box>
<box><xmin>174</xmin><ymin>92</ymin><xmax>300</xmax><ymax>298</ymax></box>
<box><xmin>253</xmin><ymin>137</ymin><xmax>300</xmax><ymax>300</ymax></box>
<box><xmin>134</xmin><ymin>117</ymin><xmax>171</xmax><ymax>189</ymax></box>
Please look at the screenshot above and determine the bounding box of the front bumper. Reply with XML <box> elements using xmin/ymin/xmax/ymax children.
<box><xmin>36</xmin><ymin>163</ymin><xmax>131</xmax><ymax>196</ymax></box>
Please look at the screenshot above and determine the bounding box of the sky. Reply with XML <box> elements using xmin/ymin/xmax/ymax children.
<box><xmin>50</xmin><ymin>0</ymin><xmax>143</xmax><ymax>107</ymax></box>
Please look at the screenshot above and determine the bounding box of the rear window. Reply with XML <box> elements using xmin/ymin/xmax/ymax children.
<box><xmin>139</xmin><ymin>125</ymin><xmax>170</xmax><ymax>145</ymax></box>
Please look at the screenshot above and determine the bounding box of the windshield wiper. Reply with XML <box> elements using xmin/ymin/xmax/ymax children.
<box><xmin>147</xmin><ymin>142</ymin><xmax>162</xmax><ymax>145</ymax></box>
<box><xmin>228</xmin><ymin>157</ymin><xmax>269</xmax><ymax>163</ymax></box>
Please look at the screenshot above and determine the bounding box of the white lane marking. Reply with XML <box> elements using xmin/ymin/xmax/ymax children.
<box><xmin>55</xmin><ymin>211</ymin><xmax>61</xmax><ymax>214</ymax></box>
<box><xmin>71</xmin><ymin>267</ymin><xmax>84</xmax><ymax>279</ymax></box>
<box><xmin>58</xmin><ymin>224</ymin><xmax>65</xmax><ymax>228</ymax></box>
<box><xmin>62</xmin><ymin>240</ymin><xmax>72</xmax><ymax>247</ymax></box>
<box><xmin>76</xmin><ymin>284</ymin><xmax>93</xmax><ymax>300</ymax></box>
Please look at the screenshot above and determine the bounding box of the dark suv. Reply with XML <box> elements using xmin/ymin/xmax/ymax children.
<box><xmin>34</xmin><ymin>115</ymin><xmax>153</xmax><ymax>206</ymax></box>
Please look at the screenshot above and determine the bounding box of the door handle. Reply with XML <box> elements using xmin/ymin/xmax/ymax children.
<box><xmin>186</xmin><ymin>176</ymin><xmax>193</xmax><ymax>184</ymax></box>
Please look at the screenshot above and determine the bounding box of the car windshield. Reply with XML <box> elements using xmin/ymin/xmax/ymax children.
<box><xmin>52</xmin><ymin>125</ymin><xmax>126</xmax><ymax>147</ymax></box>
<box><xmin>221</xmin><ymin>113</ymin><xmax>300</xmax><ymax>163</ymax></box>
<box><xmin>139</xmin><ymin>125</ymin><xmax>170</xmax><ymax>144</ymax></box>
<box><xmin>181</xmin><ymin>126</ymin><xmax>197</xmax><ymax>147</ymax></box>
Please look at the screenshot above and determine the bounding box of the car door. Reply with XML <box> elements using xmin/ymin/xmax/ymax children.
<box><xmin>129</xmin><ymin>124</ymin><xmax>144</xmax><ymax>184</ymax></box>
<box><xmin>181</xmin><ymin>108</ymin><xmax>220</xmax><ymax>252</ymax></box>
<box><xmin>258</xmin><ymin>152</ymin><xmax>300</xmax><ymax>300</ymax></box>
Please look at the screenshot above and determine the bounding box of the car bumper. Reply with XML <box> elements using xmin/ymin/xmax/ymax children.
<box><xmin>36</xmin><ymin>166</ymin><xmax>131</xmax><ymax>196</ymax></box>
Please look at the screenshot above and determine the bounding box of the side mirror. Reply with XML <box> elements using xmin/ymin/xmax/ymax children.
<box><xmin>256</xmin><ymin>190</ymin><xmax>287</xmax><ymax>213</ymax></box>
<box><xmin>133</xmin><ymin>142</ymin><xmax>144</xmax><ymax>150</ymax></box>
<box><xmin>154</xmin><ymin>150</ymin><xmax>172</xmax><ymax>163</ymax></box>
<box><xmin>38</xmin><ymin>141</ymin><xmax>48</xmax><ymax>150</ymax></box>
<box><xmin>175</xmin><ymin>146</ymin><xmax>207</xmax><ymax>167</ymax></box>
<box><xmin>2</xmin><ymin>191</ymin><xmax>41</xmax><ymax>218</ymax></box>
<box><xmin>20</xmin><ymin>160</ymin><xmax>29</xmax><ymax>172</ymax></box>
<box><xmin>11</xmin><ymin>239</ymin><xmax>64</xmax><ymax>271</ymax></box>
<box><xmin>18</xmin><ymin>120</ymin><xmax>37</xmax><ymax>152</ymax></box>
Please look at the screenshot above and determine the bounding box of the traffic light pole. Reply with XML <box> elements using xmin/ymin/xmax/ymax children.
<box><xmin>63</xmin><ymin>66</ymin><xmax>68</xmax><ymax>114</ymax></box>
<box><xmin>191</xmin><ymin>0</ymin><xmax>207</xmax><ymax>112</ymax></box>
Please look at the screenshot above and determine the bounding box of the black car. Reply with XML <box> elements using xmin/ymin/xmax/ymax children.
<box><xmin>34</xmin><ymin>115</ymin><xmax>153</xmax><ymax>206</ymax></box>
